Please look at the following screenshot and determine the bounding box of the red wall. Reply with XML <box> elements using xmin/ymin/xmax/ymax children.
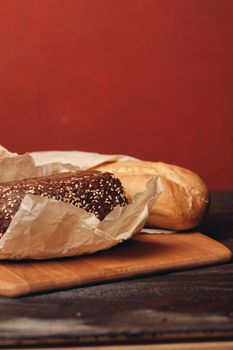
<box><xmin>0</xmin><ymin>0</ymin><xmax>232</xmax><ymax>189</ymax></box>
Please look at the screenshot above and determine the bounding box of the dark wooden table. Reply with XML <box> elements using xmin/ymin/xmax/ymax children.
<box><xmin>0</xmin><ymin>192</ymin><xmax>233</xmax><ymax>348</ymax></box>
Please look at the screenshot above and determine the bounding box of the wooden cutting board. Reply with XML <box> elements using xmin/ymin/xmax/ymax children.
<box><xmin>0</xmin><ymin>232</ymin><xmax>231</xmax><ymax>298</ymax></box>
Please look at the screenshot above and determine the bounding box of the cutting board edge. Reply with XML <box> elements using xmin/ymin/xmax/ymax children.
<box><xmin>0</xmin><ymin>232</ymin><xmax>232</xmax><ymax>298</ymax></box>
<box><xmin>2</xmin><ymin>245</ymin><xmax>232</xmax><ymax>298</ymax></box>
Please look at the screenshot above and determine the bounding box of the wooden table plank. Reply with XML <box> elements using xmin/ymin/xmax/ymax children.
<box><xmin>7</xmin><ymin>341</ymin><xmax>233</xmax><ymax>350</ymax></box>
<box><xmin>0</xmin><ymin>191</ymin><xmax>232</xmax><ymax>347</ymax></box>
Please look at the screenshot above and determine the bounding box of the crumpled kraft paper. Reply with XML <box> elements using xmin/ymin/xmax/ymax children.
<box><xmin>31</xmin><ymin>150</ymin><xmax>137</xmax><ymax>174</ymax></box>
<box><xmin>0</xmin><ymin>146</ymin><xmax>163</xmax><ymax>260</ymax></box>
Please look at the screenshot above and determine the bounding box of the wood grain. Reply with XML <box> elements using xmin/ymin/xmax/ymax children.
<box><xmin>0</xmin><ymin>232</ymin><xmax>231</xmax><ymax>297</ymax></box>
<box><xmin>12</xmin><ymin>341</ymin><xmax>233</xmax><ymax>350</ymax></box>
<box><xmin>0</xmin><ymin>192</ymin><xmax>233</xmax><ymax>347</ymax></box>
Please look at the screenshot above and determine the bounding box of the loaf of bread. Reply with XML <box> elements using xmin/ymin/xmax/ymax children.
<box><xmin>0</xmin><ymin>170</ymin><xmax>128</xmax><ymax>236</ymax></box>
<box><xmin>94</xmin><ymin>161</ymin><xmax>209</xmax><ymax>230</ymax></box>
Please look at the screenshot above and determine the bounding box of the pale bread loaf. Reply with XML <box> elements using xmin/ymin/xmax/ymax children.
<box><xmin>94</xmin><ymin>161</ymin><xmax>209</xmax><ymax>230</ymax></box>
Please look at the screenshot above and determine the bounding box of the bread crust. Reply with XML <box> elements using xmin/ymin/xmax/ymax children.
<box><xmin>94</xmin><ymin>161</ymin><xmax>209</xmax><ymax>230</ymax></box>
<box><xmin>0</xmin><ymin>170</ymin><xmax>128</xmax><ymax>235</ymax></box>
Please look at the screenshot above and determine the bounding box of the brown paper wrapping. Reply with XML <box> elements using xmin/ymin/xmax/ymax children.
<box><xmin>0</xmin><ymin>146</ymin><xmax>163</xmax><ymax>260</ymax></box>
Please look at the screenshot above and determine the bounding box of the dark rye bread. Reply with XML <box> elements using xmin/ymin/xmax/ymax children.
<box><xmin>0</xmin><ymin>170</ymin><xmax>128</xmax><ymax>236</ymax></box>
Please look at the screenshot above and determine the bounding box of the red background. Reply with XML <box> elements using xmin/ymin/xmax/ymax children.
<box><xmin>0</xmin><ymin>0</ymin><xmax>232</xmax><ymax>189</ymax></box>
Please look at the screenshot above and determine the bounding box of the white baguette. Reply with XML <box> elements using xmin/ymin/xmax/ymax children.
<box><xmin>94</xmin><ymin>160</ymin><xmax>209</xmax><ymax>230</ymax></box>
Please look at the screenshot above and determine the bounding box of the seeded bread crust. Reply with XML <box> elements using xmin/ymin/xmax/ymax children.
<box><xmin>0</xmin><ymin>170</ymin><xmax>127</xmax><ymax>236</ymax></box>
